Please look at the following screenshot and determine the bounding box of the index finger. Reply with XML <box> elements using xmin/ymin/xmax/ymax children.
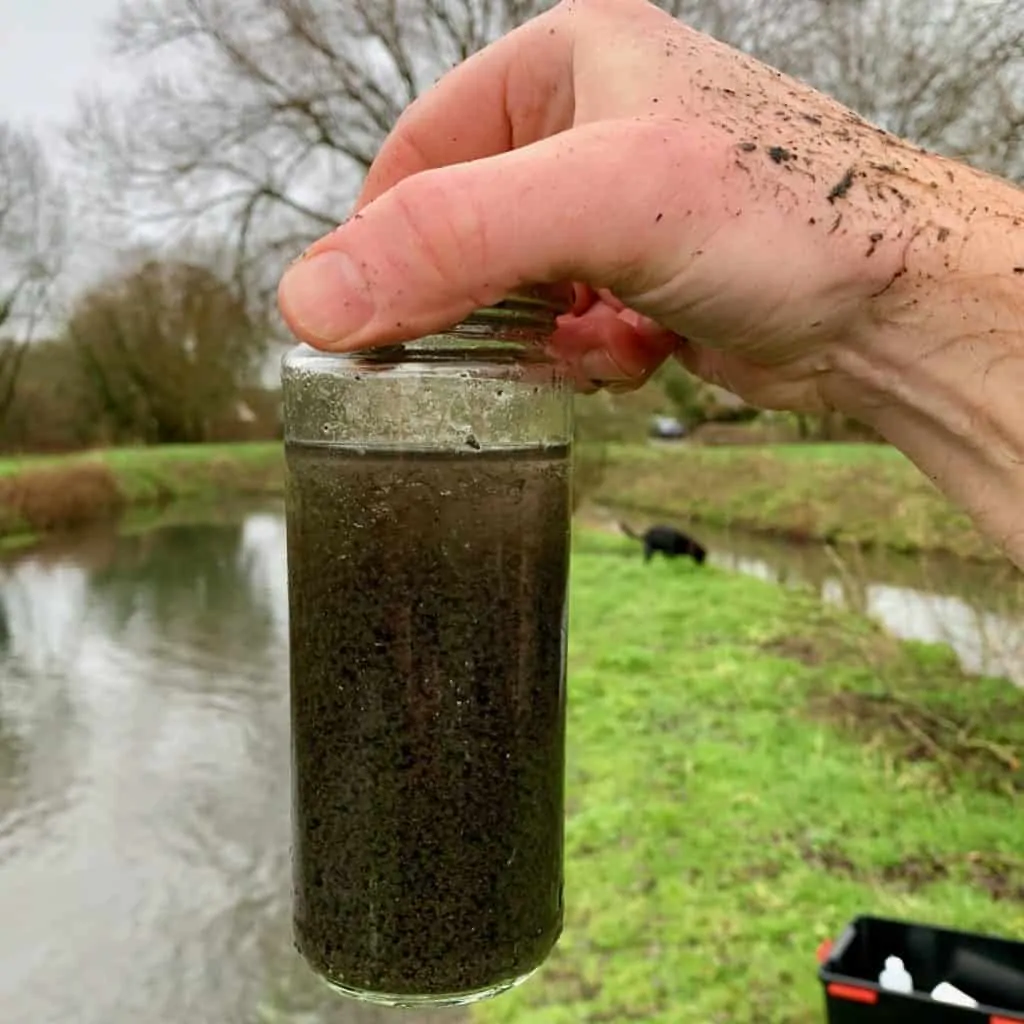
<box><xmin>354</xmin><ymin>3</ymin><xmax>575</xmax><ymax>210</ymax></box>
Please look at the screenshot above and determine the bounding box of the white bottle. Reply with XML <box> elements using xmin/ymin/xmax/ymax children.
<box><xmin>931</xmin><ymin>981</ymin><xmax>979</xmax><ymax>1008</ymax></box>
<box><xmin>879</xmin><ymin>956</ymin><xmax>914</xmax><ymax>994</ymax></box>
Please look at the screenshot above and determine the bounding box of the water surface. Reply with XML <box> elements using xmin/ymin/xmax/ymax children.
<box><xmin>0</xmin><ymin>512</ymin><xmax>461</xmax><ymax>1024</ymax></box>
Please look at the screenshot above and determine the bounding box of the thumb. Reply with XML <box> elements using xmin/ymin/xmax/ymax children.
<box><xmin>278</xmin><ymin>120</ymin><xmax>718</xmax><ymax>350</ymax></box>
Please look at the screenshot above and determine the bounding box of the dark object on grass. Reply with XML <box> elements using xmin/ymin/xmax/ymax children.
<box><xmin>619</xmin><ymin>522</ymin><xmax>707</xmax><ymax>564</ymax></box>
<box><xmin>286</xmin><ymin>442</ymin><xmax>570</xmax><ymax>1004</ymax></box>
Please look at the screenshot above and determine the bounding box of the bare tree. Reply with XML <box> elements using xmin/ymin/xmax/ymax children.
<box><xmin>0</xmin><ymin>123</ymin><xmax>65</xmax><ymax>418</ymax></box>
<box><xmin>75</xmin><ymin>0</ymin><xmax>1024</xmax><ymax>313</ymax></box>
<box><xmin>71</xmin><ymin>0</ymin><xmax>552</xmax><ymax>305</ymax></box>
<box><xmin>66</xmin><ymin>254</ymin><xmax>268</xmax><ymax>444</ymax></box>
<box><xmin>770</xmin><ymin>0</ymin><xmax>1024</xmax><ymax>179</ymax></box>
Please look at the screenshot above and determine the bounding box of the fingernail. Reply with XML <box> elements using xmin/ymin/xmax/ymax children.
<box><xmin>579</xmin><ymin>348</ymin><xmax>628</xmax><ymax>387</ymax></box>
<box><xmin>279</xmin><ymin>250</ymin><xmax>375</xmax><ymax>345</ymax></box>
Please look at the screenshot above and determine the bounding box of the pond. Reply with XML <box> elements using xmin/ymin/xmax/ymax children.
<box><xmin>0</xmin><ymin>509</ymin><xmax>462</xmax><ymax>1024</ymax></box>
<box><xmin>0</xmin><ymin>504</ymin><xmax>1019</xmax><ymax>1023</ymax></box>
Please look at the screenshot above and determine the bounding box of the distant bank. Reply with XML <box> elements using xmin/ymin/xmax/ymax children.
<box><xmin>0</xmin><ymin>444</ymin><xmax>283</xmax><ymax>548</ymax></box>
<box><xmin>592</xmin><ymin>442</ymin><xmax>1002</xmax><ymax>564</ymax></box>
<box><xmin>0</xmin><ymin>441</ymin><xmax>1002</xmax><ymax>562</ymax></box>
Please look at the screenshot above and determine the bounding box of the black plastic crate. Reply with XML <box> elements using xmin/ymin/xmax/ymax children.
<box><xmin>818</xmin><ymin>916</ymin><xmax>1024</xmax><ymax>1023</ymax></box>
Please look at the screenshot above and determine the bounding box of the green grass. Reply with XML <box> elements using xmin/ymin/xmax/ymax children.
<box><xmin>623</xmin><ymin>442</ymin><xmax>906</xmax><ymax>464</ymax></box>
<box><xmin>0</xmin><ymin>442</ymin><xmax>281</xmax><ymax>482</ymax></box>
<box><xmin>473</xmin><ymin>531</ymin><xmax>1024</xmax><ymax>1024</ymax></box>
<box><xmin>593</xmin><ymin>442</ymin><xmax>998</xmax><ymax>562</ymax></box>
<box><xmin>92</xmin><ymin>442</ymin><xmax>282</xmax><ymax>503</ymax></box>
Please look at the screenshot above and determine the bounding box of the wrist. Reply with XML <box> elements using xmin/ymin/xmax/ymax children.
<box><xmin>830</xmin><ymin>166</ymin><xmax>1024</xmax><ymax>564</ymax></box>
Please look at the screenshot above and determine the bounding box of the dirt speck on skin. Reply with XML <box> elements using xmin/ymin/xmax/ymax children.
<box><xmin>738</xmin><ymin>141</ymin><xmax>757</xmax><ymax>153</ymax></box>
<box><xmin>1013</xmin><ymin>266</ymin><xmax>1024</xmax><ymax>275</ymax></box>
<box><xmin>827</xmin><ymin>167</ymin><xmax>856</xmax><ymax>203</ymax></box>
<box><xmin>937</xmin><ymin>227</ymin><xmax>951</xmax><ymax>242</ymax></box>
<box><xmin>870</xmin><ymin>265</ymin><xmax>907</xmax><ymax>299</ymax></box>
<box><xmin>866</xmin><ymin>231</ymin><xmax>884</xmax><ymax>257</ymax></box>
<box><xmin>767</xmin><ymin>145</ymin><xmax>794</xmax><ymax>164</ymax></box>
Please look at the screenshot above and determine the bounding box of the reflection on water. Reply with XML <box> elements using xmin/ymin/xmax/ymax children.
<box><xmin>0</xmin><ymin>505</ymin><xmax>1019</xmax><ymax>1024</ymax></box>
<box><xmin>591</xmin><ymin>505</ymin><xmax>1024</xmax><ymax>685</ymax></box>
<box><xmin>0</xmin><ymin>513</ymin><xmax>462</xmax><ymax>1024</ymax></box>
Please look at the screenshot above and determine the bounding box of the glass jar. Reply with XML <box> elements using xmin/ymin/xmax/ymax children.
<box><xmin>281</xmin><ymin>292</ymin><xmax>573</xmax><ymax>1007</ymax></box>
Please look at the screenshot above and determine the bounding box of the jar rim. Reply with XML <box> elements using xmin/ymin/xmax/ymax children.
<box><xmin>283</xmin><ymin>341</ymin><xmax>560</xmax><ymax>373</ymax></box>
<box><xmin>282</xmin><ymin>288</ymin><xmax>570</xmax><ymax>371</ymax></box>
<box><xmin>461</xmin><ymin>287</ymin><xmax>571</xmax><ymax>329</ymax></box>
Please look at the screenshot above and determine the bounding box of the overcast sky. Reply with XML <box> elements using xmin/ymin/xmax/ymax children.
<box><xmin>1</xmin><ymin>0</ymin><xmax>124</xmax><ymax>136</ymax></box>
<box><xmin>1</xmin><ymin>0</ymin><xmax>158</xmax><ymax>296</ymax></box>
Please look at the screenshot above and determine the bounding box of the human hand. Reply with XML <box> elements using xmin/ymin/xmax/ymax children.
<box><xmin>277</xmin><ymin>0</ymin><xmax>951</xmax><ymax>411</ymax></box>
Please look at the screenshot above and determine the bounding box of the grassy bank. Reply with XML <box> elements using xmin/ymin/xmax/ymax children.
<box><xmin>593</xmin><ymin>443</ymin><xmax>1001</xmax><ymax>562</ymax></box>
<box><xmin>0</xmin><ymin>440</ymin><xmax>1002</xmax><ymax>563</ymax></box>
<box><xmin>471</xmin><ymin>532</ymin><xmax>1023</xmax><ymax>1024</ymax></box>
<box><xmin>0</xmin><ymin>443</ymin><xmax>283</xmax><ymax>546</ymax></box>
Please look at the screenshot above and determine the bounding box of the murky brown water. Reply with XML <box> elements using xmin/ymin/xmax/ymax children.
<box><xmin>0</xmin><ymin>503</ymin><xmax>1019</xmax><ymax>1023</ymax></box>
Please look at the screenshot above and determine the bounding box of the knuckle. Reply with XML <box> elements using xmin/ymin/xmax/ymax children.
<box><xmin>387</xmin><ymin>172</ymin><xmax>495</xmax><ymax>305</ymax></box>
